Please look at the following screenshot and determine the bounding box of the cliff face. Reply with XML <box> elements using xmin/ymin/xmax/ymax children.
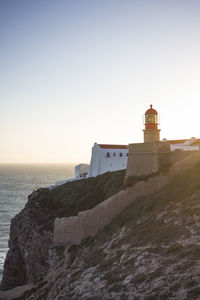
<box><xmin>0</xmin><ymin>170</ymin><xmax>125</xmax><ymax>290</ymax></box>
<box><xmin>0</xmin><ymin>191</ymin><xmax>53</xmax><ymax>290</ymax></box>
<box><xmin>18</xmin><ymin>161</ymin><xmax>200</xmax><ymax>300</ymax></box>
<box><xmin>0</xmin><ymin>157</ymin><xmax>200</xmax><ymax>300</ymax></box>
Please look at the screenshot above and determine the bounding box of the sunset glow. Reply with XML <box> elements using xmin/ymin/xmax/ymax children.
<box><xmin>1</xmin><ymin>0</ymin><xmax>200</xmax><ymax>163</ymax></box>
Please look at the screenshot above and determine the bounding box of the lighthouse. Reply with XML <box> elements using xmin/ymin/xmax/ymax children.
<box><xmin>125</xmin><ymin>104</ymin><xmax>170</xmax><ymax>181</ymax></box>
<box><xmin>143</xmin><ymin>105</ymin><xmax>160</xmax><ymax>143</ymax></box>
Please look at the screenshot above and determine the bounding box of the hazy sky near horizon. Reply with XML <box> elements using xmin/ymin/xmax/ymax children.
<box><xmin>1</xmin><ymin>0</ymin><xmax>200</xmax><ymax>163</ymax></box>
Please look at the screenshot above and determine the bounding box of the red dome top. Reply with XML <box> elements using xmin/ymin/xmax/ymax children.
<box><xmin>145</xmin><ymin>104</ymin><xmax>158</xmax><ymax>115</ymax></box>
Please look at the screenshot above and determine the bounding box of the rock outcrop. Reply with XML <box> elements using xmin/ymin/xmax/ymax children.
<box><xmin>0</xmin><ymin>191</ymin><xmax>53</xmax><ymax>290</ymax></box>
<box><xmin>16</xmin><ymin>159</ymin><xmax>200</xmax><ymax>299</ymax></box>
<box><xmin>2</xmin><ymin>153</ymin><xmax>200</xmax><ymax>299</ymax></box>
<box><xmin>0</xmin><ymin>170</ymin><xmax>125</xmax><ymax>290</ymax></box>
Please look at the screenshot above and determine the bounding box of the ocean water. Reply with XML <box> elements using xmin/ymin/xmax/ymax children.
<box><xmin>0</xmin><ymin>163</ymin><xmax>75</xmax><ymax>284</ymax></box>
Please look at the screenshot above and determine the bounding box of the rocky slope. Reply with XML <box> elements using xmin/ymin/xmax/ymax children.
<box><xmin>14</xmin><ymin>160</ymin><xmax>200</xmax><ymax>299</ymax></box>
<box><xmin>0</xmin><ymin>170</ymin><xmax>125</xmax><ymax>290</ymax></box>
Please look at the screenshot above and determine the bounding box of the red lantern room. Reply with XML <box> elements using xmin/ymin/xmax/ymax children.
<box><xmin>144</xmin><ymin>104</ymin><xmax>159</xmax><ymax>130</ymax></box>
<box><xmin>143</xmin><ymin>105</ymin><xmax>160</xmax><ymax>143</ymax></box>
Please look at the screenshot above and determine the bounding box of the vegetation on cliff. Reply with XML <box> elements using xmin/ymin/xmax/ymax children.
<box><xmin>36</xmin><ymin>169</ymin><xmax>126</xmax><ymax>233</ymax></box>
<box><xmin>16</xmin><ymin>161</ymin><xmax>200</xmax><ymax>299</ymax></box>
<box><xmin>0</xmin><ymin>170</ymin><xmax>125</xmax><ymax>290</ymax></box>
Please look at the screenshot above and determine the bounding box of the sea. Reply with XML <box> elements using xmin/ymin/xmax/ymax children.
<box><xmin>0</xmin><ymin>163</ymin><xmax>75</xmax><ymax>284</ymax></box>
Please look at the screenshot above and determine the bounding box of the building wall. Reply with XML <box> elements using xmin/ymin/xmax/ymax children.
<box><xmin>53</xmin><ymin>144</ymin><xmax>200</xmax><ymax>247</ymax></box>
<box><xmin>126</xmin><ymin>152</ymin><xmax>159</xmax><ymax>178</ymax></box>
<box><xmin>88</xmin><ymin>144</ymin><xmax>101</xmax><ymax>177</ymax></box>
<box><xmin>75</xmin><ymin>164</ymin><xmax>89</xmax><ymax>178</ymax></box>
<box><xmin>125</xmin><ymin>142</ymin><xmax>170</xmax><ymax>181</ymax></box>
<box><xmin>98</xmin><ymin>156</ymin><xmax>127</xmax><ymax>175</ymax></box>
<box><xmin>126</xmin><ymin>139</ymin><xmax>200</xmax><ymax>183</ymax></box>
<box><xmin>170</xmin><ymin>144</ymin><xmax>199</xmax><ymax>152</ymax></box>
<box><xmin>88</xmin><ymin>143</ymin><xmax>128</xmax><ymax>177</ymax></box>
<box><xmin>143</xmin><ymin>129</ymin><xmax>160</xmax><ymax>143</ymax></box>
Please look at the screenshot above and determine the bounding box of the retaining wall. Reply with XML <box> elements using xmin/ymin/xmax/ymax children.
<box><xmin>170</xmin><ymin>150</ymin><xmax>200</xmax><ymax>176</ymax></box>
<box><xmin>54</xmin><ymin>174</ymin><xmax>169</xmax><ymax>245</ymax></box>
<box><xmin>54</xmin><ymin>151</ymin><xmax>200</xmax><ymax>246</ymax></box>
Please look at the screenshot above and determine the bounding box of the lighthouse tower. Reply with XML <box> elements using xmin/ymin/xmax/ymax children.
<box><xmin>125</xmin><ymin>104</ymin><xmax>170</xmax><ymax>181</ymax></box>
<box><xmin>143</xmin><ymin>105</ymin><xmax>160</xmax><ymax>143</ymax></box>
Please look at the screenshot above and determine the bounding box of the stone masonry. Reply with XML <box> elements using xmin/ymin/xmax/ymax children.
<box><xmin>125</xmin><ymin>141</ymin><xmax>170</xmax><ymax>181</ymax></box>
<box><xmin>54</xmin><ymin>150</ymin><xmax>200</xmax><ymax>246</ymax></box>
<box><xmin>143</xmin><ymin>128</ymin><xmax>160</xmax><ymax>143</ymax></box>
<box><xmin>54</xmin><ymin>174</ymin><xmax>169</xmax><ymax>245</ymax></box>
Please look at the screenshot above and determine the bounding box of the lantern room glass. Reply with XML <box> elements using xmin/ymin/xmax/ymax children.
<box><xmin>145</xmin><ymin>114</ymin><xmax>158</xmax><ymax>124</ymax></box>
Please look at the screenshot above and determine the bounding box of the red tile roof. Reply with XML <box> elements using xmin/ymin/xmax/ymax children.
<box><xmin>168</xmin><ymin>139</ymin><xmax>200</xmax><ymax>145</ymax></box>
<box><xmin>98</xmin><ymin>144</ymin><xmax>128</xmax><ymax>149</ymax></box>
<box><xmin>167</xmin><ymin>139</ymin><xmax>187</xmax><ymax>144</ymax></box>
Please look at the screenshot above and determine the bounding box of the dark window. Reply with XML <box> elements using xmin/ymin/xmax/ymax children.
<box><xmin>106</xmin><ymin>152</ymin><xmax>110</xmax><ymax>157</ymax></box>
<box><xmin>113</xmin><ymin>152</ymin><xmax>116</xmax><ymax>156</ymax></box>
<box><xmin>119</xmin><ymin>153</ymin><xmax>122</xmax><ymax>157</ymax></box>
<box><xmin>127</xmin><ymin>153</ymin><xmax>128</xmax><ymax>157</ymax></box>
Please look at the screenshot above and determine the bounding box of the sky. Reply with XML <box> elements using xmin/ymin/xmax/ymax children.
<box><xmin>1</xmin><ymin>0</ymin><xmax>200</xmax><ymax>164</ymax></box>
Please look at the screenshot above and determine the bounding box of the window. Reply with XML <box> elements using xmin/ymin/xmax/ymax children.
<box><xmin>113</xmin><ymin>152</ymin><xmax>116</xmax><ymax>156</ymax></box>
<box><xmin>106</xmin><ymin>152</ymin><xmax>110</xmax><ymax>157</ymax></box>
<box><xmin>145</xmin><ymin>114</ymin><xmax>158</xmax><ymax>124</ymax></box>
<box><xmin>119</xmin><ymin>153</ymin><xmax>122</xmax><ymax>157</ymax></box>
<box><xmin>127</xmin><ymin>153</ymin><xmax>128</xmax><ymax>157</ymax></box>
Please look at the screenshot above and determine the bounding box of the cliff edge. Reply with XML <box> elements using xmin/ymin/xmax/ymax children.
<box><xmin>0</xmin><ymin>170</ymin><xmax>125</xmax><ymax>290</ymax></box>
<box><xmin>16</xmin><ymin>158</ymin><xmax>200</xmax><ymax>299</ymax></box>
<box><xmin>1</xmin><ymin>153</ymin><xmax>200</xmax><ymax>299</ymax></box>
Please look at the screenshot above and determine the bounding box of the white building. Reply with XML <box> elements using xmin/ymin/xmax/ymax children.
<box><xmin>165</xmin><ymin>138</ymin><xmax>200</xmax><ymax>152</ymax></box>
<box><xmin>75</xmin><ymin>164</ymin><xmax>89</xmax><ymax>179</ymax></box>
<box><xmin>88</xmin><ymin>143</ymin><xmax>129</xmax><ymax>177</ymax></box>
<box><xmin>49</xmin><ymin>164</ymin><xmax>89</xmax><ymax>190</ymax></box>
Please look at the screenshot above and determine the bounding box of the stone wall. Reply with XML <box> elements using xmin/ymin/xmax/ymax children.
<box><xmin>54</xmin><ymin>149</ymin><xmax>200</xmax><ymax>247</ymax></box>
<box><xmin>169</xmin><ymin>150</ymin><xmax>199</xmax><ymax>165</ymax></box>
<box><xmin>125</xmin><ymin>142</ymin><xmax>170</xmax><ymax>181</ymax></box>
<box><xmin>170</xmin><ymin>150</ymin><xmax>200</xmax><ymax>176</ymax></box>
<box><xmin>143</xmin><ymin>129</ymin><xmax>160</xmax><ymax>143</ymax></box>
<box><xmin>54</xmin><ymin>174</ymin><xmax>169</xmax><ymax>245</ymax></box>
<box><xmin>125</xmin><ymin>142</ymin><xmax>197</xmax><ymax>182</ymax></box>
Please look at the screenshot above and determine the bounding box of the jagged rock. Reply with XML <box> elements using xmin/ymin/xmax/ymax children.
<box><xmin>1</xmin><ymin>191</ymin><xmax>53</xmax><ymax>290</ymax></box>
<box><xmin>2</xmin><ymin>158</ymin><xmax>200</xmax><ymax>299</ymax></box>
<box><xmin>0</xmin><ymin>170</ymin><xmax>125</xmax><ymax>290</ymax></box>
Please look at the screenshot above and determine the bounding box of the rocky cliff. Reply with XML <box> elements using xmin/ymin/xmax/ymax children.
<box><xmin>18</xmin><ymin>160</ymin><xmax>200</xmax><ymax>299</ymax></box>
<box><xmin>0</xmin><ymin>170</ymin><xmax>125</xmax><ymax>291</ymax></box>
<box><xmin>2</xmin><ymin>157</ymin><xmax>200</xmax><ymax>299</ymax></box>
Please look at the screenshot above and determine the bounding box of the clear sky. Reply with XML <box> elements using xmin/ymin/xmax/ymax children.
<box><xmin>1</xmin><ymin>0</ymin><xmax>200</xmax><ymax>163</ymax></box>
